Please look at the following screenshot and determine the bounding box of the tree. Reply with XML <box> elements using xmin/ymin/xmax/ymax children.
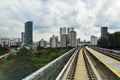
<box><xmin>98</xmin><ymin>37</ymin><xmax>109</xmax><ymax>48</ymax></box>
<box><xmin>113</xmin><ymin>32</ymin><xmax>120</xmax><ymax>48</ymax></box>
<box><xmin>37</xmin><ymin>46</ymin><xmax>44</xmax><ymax>51</ymax></box>
<box><xmin>98</xmin><ymin>31</ymin><xmax>120</xmax><ymax>49</ymax></box>
<box><xmin>19</xmin><ymin>47</ymin><xmax>30</xmax><ymax>55</ymax></box>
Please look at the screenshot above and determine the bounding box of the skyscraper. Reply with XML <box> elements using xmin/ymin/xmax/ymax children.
<box><xmin>67</xmin><ymin>27</ymin><xmax>74</xmax><ymax>44</ymax></box>
<box><xmin>77</xmin><ymin>38</ymin><xmax>81</xmax><ymax>47</ymax></box>
<box><xmin>50</xmin><ymin>35</ymin><xmax>58</xmax><ymax>48</ymax></box>
<box><xmin>101</xmin><ymin>27</ymin><xmax>108</xmax><ymax>37</ymax></box>
<box><xmin>61</xmin><ymin>34</ymin><xmax>67</xmax><ymax>47</ymax></box>
<box><xmin>60</xmin><ymin>27</ymin><xmax>67</xmax><ymax>47</ymax></box>
<box><xmin>21</xmin><ymin>32</ymin><xmax>25</xmax><ymax>43</ymax></box>
<box><xmin>25</xmin><ymin>21</ymin><xmax>33</xmax><ymax>48</ymax></box>
<box><xmin>60</xmin><ymin>27</ymin><xmax>66</xmax><ymax>36</ymax></box>
<box><xmin>69</xmin><ymin>31</ymin><xmax>76</xmax><ymax>47</ymax></box>
<box><xmin>67</xmin><ymin>27</ymin><xmax>74</xmax><ymax>34</ymax></box>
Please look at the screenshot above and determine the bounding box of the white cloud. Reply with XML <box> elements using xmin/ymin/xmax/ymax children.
<box><xmin>0</xmin><ymin>26</ymin><xmax>9</xmax><ymax>31</ymax></box>
<box><xmin>0</xmin><ymin>0</ymin><xmax>120</xmax><ymax>41</ymax></box>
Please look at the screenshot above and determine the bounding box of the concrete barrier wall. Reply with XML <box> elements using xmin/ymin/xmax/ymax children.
<box><xmin>22</xmin><ymin>48</ymin><xmax>75</xmax><ymax>80</ymax></box>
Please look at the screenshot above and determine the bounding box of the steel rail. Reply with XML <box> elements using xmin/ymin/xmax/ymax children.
<box><xmin>83</xmin><ymin>48</ymin><xmax>102</xmax><ymax>80</ymax></box>
<box><xmin>56</xmin><ymin>47</ymin><xmax>80</xmax><ymax>80</ymax></box>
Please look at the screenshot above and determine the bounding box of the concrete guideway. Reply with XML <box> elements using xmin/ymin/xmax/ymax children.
<box><xmin>56</xmin><ymin>48</ymin><xmax>80</xmax><ymax>80</ymax></box>
<box><xmin>57</xmin><ymin>47</ymin><xmax>102</xmax><ymax>80</ymax></box>
<box><xmin>92</xmin><ymin>47</ymin><xmax>120</xmax><ymax>61</ymax></box>
<box><xmin>74</xmin><ymin>48</ymin><xmax>89</xmax><ymax>80</ymax></box>
<box><xmin>74</xmin><ymin>48</ymin><xmax>102</xmax><ymax>80</ymax></box>
<box><xmin>23</xmin><ymin>48</ymin><xmax>76</xmax><ymax>80</ymax></box>
<box><xmin>23</xmin><ymin>47</ymin><xmax>103</xmax><ymax>80</ymax></box>
<box><xmin>86</xmin><ymin>47</ymin><xmax>120</xmax><ymax>79</ymax></box>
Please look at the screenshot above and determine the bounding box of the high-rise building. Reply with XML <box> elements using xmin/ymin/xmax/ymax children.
<box><xmin>67</xmin><ymin>27</ymin><xmax>74</xmax><ymax>44</ymax></box>
<box><xmin>60</xmin><ymin>27</ymin><xmax>67</xmax><ymax>47</ymax></box>
<box><xmin>60</xmin><ymin>27</ymin><xmax>66</xmax><ymax>36</ymax></box>
<box><xmin>67</xmin><ymin>27</ymin><xmax>74</xmax><ymax>34</ymax></box>
<box><xmin>39</xmin><ymin>39</ymin><xmax>46</xmax><ymax>48</ymax></box>
<box><xmin>101</xmin><ymin>27</ymin><xmax>108</xmax><ymax>37</ymax></box>
<box><xmin>61</xmin><ymin>34</ymin><xmax>67</xmax><ymax>47</ymax></box>
<box><xmin>77</xmin><ymin>38</ymin><xmax>81</xmax><ymax>47</ymax></box>
<box><xmin>25</xmin><ymin>21</ymin><xmax>33</xmax><ymax>48</ymax></box>
<box><xmin>91</xmin><ymin>35</ymin><xmax>97</xmax><ymax>46</ymax></box>
<box><xmin>50</xmin><ymin>35</ymin><xmax>58</xmax><ymax>48</ymax></box>
<box><xmin>69</xmin><ymin>31</ymin><xmax>76</xmax><ymax>47</ymax></box>
<box><xmin>21</xmin><ymin>32</ymin><xmax>25</xmax><ymax>43</ymax></box>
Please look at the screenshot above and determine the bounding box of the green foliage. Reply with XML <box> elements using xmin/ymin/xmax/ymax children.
<box><xmin>37</xmin><ymin>46</ymin><xmax>44</xmax><ymax>51</ymax></box>
<box><xmin>19</xmin><ymin>47</ymin><xmax>32</xmax><ymax>56</ymax></box>
<box><xmin>98</xmin><ymin>31</ymin><xmax>120</xmax><ymax>49</ymax></box>
<box><xmin>31</xmin><ymin>47</ymin><xmax>71</xmax><ymax>68</ymax></box>
<box><xmin>98</xmin><ymin>36</ymin><xmax>109</xmax><ymax>48</ymax></box>
<box><xmin>0</xmin><ymin>47</ymin><xmax>71</xmax><ymax>80</ymax></box>
<box><xmin>0</xmin><ymin>47</ymin><xmax>8</xmax><ymax>56</ymax></box>
<box><xmin>0</xmin><ymin>56</ymin><xmax>36</xmax><ymax>80</ymax></box>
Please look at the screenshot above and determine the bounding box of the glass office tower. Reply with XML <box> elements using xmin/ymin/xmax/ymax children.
<box><xmin>25</xmin><ymin>21</ymin><xmax>33</xmax><ymax>48</ymax></box>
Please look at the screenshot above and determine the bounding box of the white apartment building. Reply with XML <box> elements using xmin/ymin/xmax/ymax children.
<box><xmin>50</xmin><ymin>35</ymin><xmax>58</xmax><ymax>48</ymax></box>
<box><xmin>0</xmin><ymin>37</ymin><xmax>20</xmax><ymax>47</ymax></box>
<box><xmin>39</xmin><ymin>39</ymin><xmax>46</xmax><ymax>47</ymax></box>
<box><xmin>69</xmin><ymin>31</ymin><xmax>76</xmax><ymax>47</ymax></box>
<box><xmin>61</xmin><ymin>34</ymin><xmax>67</xmax><ymax>47</ymax></box>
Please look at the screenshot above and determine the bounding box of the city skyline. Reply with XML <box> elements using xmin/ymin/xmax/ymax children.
<box><xmin>0</xmin><ymin>0</ymin><xmax>120</xmax><ymax>41</ymax></box>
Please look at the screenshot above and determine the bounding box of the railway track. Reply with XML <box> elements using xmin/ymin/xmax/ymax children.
<box><xmin>83</xmin><ymin>49</ymin><xmax>96</xmax><ymax>80</ymax></box>
<box><xmin>66</xmin><ymin>48</ymin><xmax>79</xmax><ymax>80</ymax></box>
<box><xmin>91</xmin><ymin>47</ymin><xmax>120</xmax><ymax>61</ymax></box>
<box><xmin>86</xmin><ymin>46</ymin><xmax>120</xmax><ymax>80</ymax></box>
<box><xmin>56</xmin><ymin>47</ymin><xmax>102</xmax><ymax>80</ymax></box>
<box><xmin>56</xmin><ymin>47</ymin><xmax>80</xmax><ymax>80</ymax></box>
<box><xmin>83</xmin><ymin>48</ymin><xmax>102</xmax><ymax>80</ymax></box>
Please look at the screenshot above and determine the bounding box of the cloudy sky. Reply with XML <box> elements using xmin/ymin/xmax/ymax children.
<box><xmin>0</xmin><ymin>0</ymin><xmax>120</xmax><ymax>41</ymax></box>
